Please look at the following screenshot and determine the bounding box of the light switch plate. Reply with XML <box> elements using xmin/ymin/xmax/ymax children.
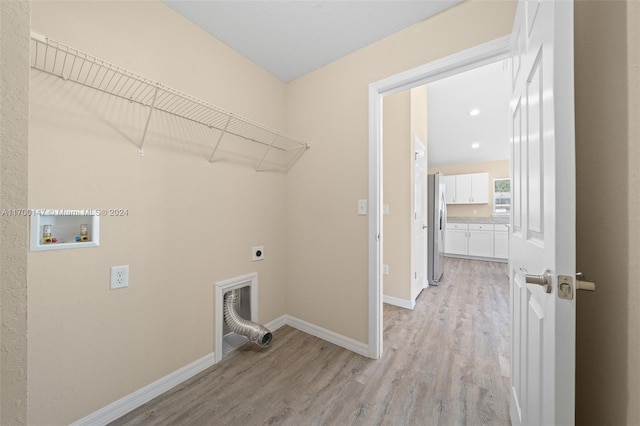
<box><xmin>357</xmin><ymin>199</ymin><xmax>367</xmax><ymax>215</ymax></box>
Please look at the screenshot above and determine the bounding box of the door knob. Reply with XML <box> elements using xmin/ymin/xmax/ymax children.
<box><xmin>525</xmin><ymin>269</ymin><xmax>552</xmax><ymax>293</ymax></box>
<box><xmin>576</xmin><ymin>272</ymin><xmax>596</xmax><ymax>291</ymax></box>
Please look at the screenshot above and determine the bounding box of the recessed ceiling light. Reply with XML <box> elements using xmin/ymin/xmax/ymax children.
<box><xmin>469</xmin><ymin>108</ymin><xmax>480</xmax><ymax>116</ymax></box>
<box><xmin>471</xmin><ymin>142</ymin><xmax>480</xmax><ymax>149</ymax></box>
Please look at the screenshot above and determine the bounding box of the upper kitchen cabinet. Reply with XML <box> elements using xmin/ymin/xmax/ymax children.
<box><xmin>442</xmin><ymin>175</ymin><xmax>456</xmax><ymax>204</ymax></box>
<box><xmin>443</xmin><ymin>172</ymin><xmax>489</xmax><ymax>204</ymax></box>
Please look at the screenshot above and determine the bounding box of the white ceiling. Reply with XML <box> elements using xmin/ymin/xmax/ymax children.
<box><xmin>426</xmin><ymin>60</ymin><xmax>510</xmax><ymax>167</ymax></box>
<box><xmin>163</xmin><ymin>0</ymin><xmax>462</xmax><ymax>82</ymax></box>
<box><xmin>161</xmin><ymin>1</ymin><xmax>506</xmax><ymax>167</ymax></box>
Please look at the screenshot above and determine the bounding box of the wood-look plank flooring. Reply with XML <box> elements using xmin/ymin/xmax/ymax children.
<box><xmin>111</xmin><ymin>258</ymin><xmax>510</xmax><ymax>426</ymax></box>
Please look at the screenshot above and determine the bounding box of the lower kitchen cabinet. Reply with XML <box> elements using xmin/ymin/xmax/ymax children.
<box><xmin>468</xmin><ymin>224</ymin><xmax>494</xmax><ymax>258</ymax></box>
<box><xmin>445</xmin><ymin>222</ymin><xmax>508</xmax><ymax>261</ymax></box>
<box><xmin>445</xmin><ymin>228</ymin><xmax>468</xmax><ymax>256</ymax></box>
<box><xmin>494</xmin><ymin>224</ymin><xmax>509</xmax><ymax>259</ymax></box>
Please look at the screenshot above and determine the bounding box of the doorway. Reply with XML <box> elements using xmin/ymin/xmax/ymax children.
<box><xmin>367</xmin><ymin>36</ymin><xmax>511</xmax><ymax>358</ymax></box>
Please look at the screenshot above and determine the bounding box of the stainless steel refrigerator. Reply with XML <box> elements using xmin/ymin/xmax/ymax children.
<box><xmin>427</xmin><ymin>173</ymin><xmax>447</xmax><ymax>285</ymax></box>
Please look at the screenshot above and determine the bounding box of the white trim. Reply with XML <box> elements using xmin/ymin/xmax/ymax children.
<box><xmin>70</xmin><ymin>352</ymin><xmax>217</xmax><ymax>426</ymax></box>
<box><xmin>283</xmin><ymin>315</ymin><xmax>370</xmax><ymax>357</ymax></box>
<box><xmin>383</xmin><ymin>295</ymin><xmax>415</xmax><ymax>310</ymax></box>
<box><xmin>264</xmin><ymin>314</ymin><xmax>288</xmax><ymax>331</ymax></box>
<box><xmin>368</xmin><ymin>35</ymin><xmax>511</xmax><ymax>362</ymax></box>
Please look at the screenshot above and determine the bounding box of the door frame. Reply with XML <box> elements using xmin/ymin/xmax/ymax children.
<box><xmin>367</xmin><ymin>35</ymin><xmax>511</xmax><ymax>359</ymax></box>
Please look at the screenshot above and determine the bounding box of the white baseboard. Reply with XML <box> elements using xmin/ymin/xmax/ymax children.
<box><xmin>383</xmin><ymin>295</ymin><xmax>415</xmax><ymax>310</ymax></box>
<box><xmin>71</xmin><ymin>352</ymin><xmax>217</xmax><ymax>426</ymax></box>
<box><xmin>71</xmin><ymin>314</ymin><xmax>367</xmax><ymax>425</ymax></box>
<box><xmin>264</xmin><ymin>314</ymin><xmax>289</xmax><ymax>331</ymax></box>
<box><xmin>282</xmin><ymin>315</ymin><xmax>370</xmax><ymax>357</ymax></box>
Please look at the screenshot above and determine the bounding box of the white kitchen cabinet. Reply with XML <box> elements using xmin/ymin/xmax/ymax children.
<box><xmin>455</xmin><ymin>174</ymin><xmax>472</xmax><ymax>204</ymax></box>
<box><xmin>468</xmin><ymin>223</ymin><xmax>494</xmax><ymax>258</ymax></box>
<box><xmin>443</xmin><ymin>172</ymin><xmax>489</xmax><ymax>204</ymax></box>
<box><xmin>494</xmin><ymin>224</ymin><xmax>509</xmax><ymax>259</ymax></box>
<box><xmin>444</xmin><ymin>221</ymin><xmax>507</xmax><ymax>261</ymax></box>
<box><xmin>445</xmin><ymin>223</ymin><xmax>468</xmax><ymax>256</ymax></box>
<box><xmin>471</xmin><ymin>173</ymin><xmax>489</xmax><ymax>204</ymax></box>
<box><xmin>442</xmin><ymin>175</ymin><xmax>456</xmax><ymax>205</ymax></box>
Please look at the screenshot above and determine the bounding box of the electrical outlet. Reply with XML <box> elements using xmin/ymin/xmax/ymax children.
<box><xmin>110</xmin><ymin>265</ymin><xmax>129</xmax><ymax>289</ymax></box>
<box><xmin>252</xmin><ymin>246</ymin><xmax>264</xmax><ymax>261</ymax></box>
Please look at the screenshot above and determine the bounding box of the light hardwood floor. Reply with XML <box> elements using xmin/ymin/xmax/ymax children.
<box><xmin>111</xmin><ymin>258</ymin><xmax>510</xmax><ymax>426</ymax></box>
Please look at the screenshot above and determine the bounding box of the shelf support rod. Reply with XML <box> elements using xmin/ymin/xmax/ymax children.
<box><xmin>208</xmin><ymin>116</ymin><xmax>232</xmax><ymax>164</ymax></box>
<box><xmin>255</xmin><ymin>134</ymin><xmax>280</xmax><ymax>172</ymax></box>
<box><xmin>138</xmin><ymin>86</ymin><xmax>159</xmax><ymax>156</ymax></box>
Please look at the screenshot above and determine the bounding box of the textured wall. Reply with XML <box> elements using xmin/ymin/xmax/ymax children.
<box><xmin>29</xmin><ymin>2</ymin><xmax>288</xmax><ymax>423</ymax></box>
<box><xmin>0</xmin><ymin>0</ymin><xmax>30</xmax><ymax>424</ymax></box>
<box><xmin>627</xmin><ymin>3</ymin><xmax>640</xmax><ymax>421</ymax></box>
<box><xmin>575</xmin><ymin>0</ymin><xmax>640</xmax><ymax>424</ymax></box>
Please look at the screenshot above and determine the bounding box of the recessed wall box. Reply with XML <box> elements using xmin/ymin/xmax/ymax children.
<box><xmin>30</xmin><ymin>209</ymin><xmax>100</xmax><ymax>251</ymax></box>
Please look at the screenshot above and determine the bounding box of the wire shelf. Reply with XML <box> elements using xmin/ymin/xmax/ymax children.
<box><xmin>30</xmin><ymin>31</ymin><xmax>310</xmax><ymax>172</ymax></box>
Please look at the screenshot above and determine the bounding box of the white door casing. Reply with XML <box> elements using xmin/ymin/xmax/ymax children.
<box><xmin>509</xmin><ymin>1</ymin><xmax>576</xmax><ymax>425</ymax></box>
<box><xmin>413</xmin><ymin>136</ymin><xmax>427</xmax><ymax>298</ymax></box>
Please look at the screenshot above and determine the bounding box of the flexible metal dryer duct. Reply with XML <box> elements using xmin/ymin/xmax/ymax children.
<box><xmin>223</xmin><ymin>289</ymin><xmax>273</xmax><ymax>347</ymax></box>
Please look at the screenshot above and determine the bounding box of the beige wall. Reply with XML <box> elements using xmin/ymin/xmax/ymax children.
<box><xmin>575</xmin><ymin>0</ymin><xmax>640</xmax><ymax>424</ymax></box>
<box><xmin>382</xmin><ymin>87</ymin><xmax>429</xmax><ymax>303</ymax></box>
<box><xmin>285</xmin><ymin>1</ymin><xmax>517</xmax><ymax>343</ymax></box>
<box><xmin>382</xmin><ymin>92</ymin><xmax>412</xmax><ymax>301</ymax></box>
<box><xmin>430</xmin><ymin>160</ymin><xmax>510</xmax><ymax>217</ymax></box>
<box><xmin>29</xmin><ymin>2</ymin><xmax>288</xmax><ymax>424</ymax></box>
<box><xmin>0</xmin><ymin>0</ymin><xmax>30</xmax><ymax>424</ymax></box>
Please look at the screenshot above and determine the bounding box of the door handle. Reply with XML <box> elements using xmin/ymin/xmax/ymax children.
<box><xmin>525</xmin><ymin>269</ymin><xmax>552</xmax><ymax>293</ymax></box>
<box><xmin>576</xmin><ymin>272</ymin><xmax>596</xmax><ymax>291</ymax></box>
<box><xmin>423</xmin><ymin>225</ymin><xmax>427</xmax><ymax>229</ymax></box>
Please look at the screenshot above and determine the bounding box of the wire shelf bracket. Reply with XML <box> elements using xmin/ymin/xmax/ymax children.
<box><xmin>30</xmin><ymin>31</ymin><xmax>310</xmax><ymax>172</ymax></box>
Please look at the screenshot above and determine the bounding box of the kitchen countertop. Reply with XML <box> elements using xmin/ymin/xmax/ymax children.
<box><xmin>448</xmin><ymin>216</ymin><xmax>510</xmax><ymax>224</ymax></box>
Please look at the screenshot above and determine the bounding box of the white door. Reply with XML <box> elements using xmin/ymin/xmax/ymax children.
<box><xmin>509</xmin><ymin>0</ymin><xmax>576</xmax><ymax>425</ymax></box>
<box><xmin>413</xmin><ymin>136</ymin><xmax>427</xmax><ymax>299</ymax></box>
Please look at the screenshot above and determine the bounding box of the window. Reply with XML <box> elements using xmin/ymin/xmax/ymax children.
<box><xmin>493</xmin><ymin>178</ymin><xmax>511</xmax><ymax>216</ymax></box>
